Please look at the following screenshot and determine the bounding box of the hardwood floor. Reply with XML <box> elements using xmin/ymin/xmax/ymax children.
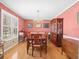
<box><xmin>4</xmin><ymin>41</ymin><xmax>68</xmax><ymax>59</ymax></box>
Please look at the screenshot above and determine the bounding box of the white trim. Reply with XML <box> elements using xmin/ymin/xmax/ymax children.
<box><xmin>1</xmin><ymin>9</ymin><xmax>3</xmax><ymax>41</ymax></box>
<box><xmin>0</xmin><ymin>1</ymin><xmax>16</xmax><ymax>15</ymax></box>
<box><xmin>17</xmin><ymin>17</ymin><xmax>19</xmax><ymax>39</ymax></box>
<box><xmin>4</xmin><ymin>42</ymin><xmax>18</xmax><ymax>52</ymax></box>
<box><xmin>0</xmin><ymin>1</ymin><xmax>23</xmax><ymax>19</ymax></box>
<box><xmin>52</xmin><ymin>0</ymin><xmax>79</xmax><ymax>19</ymax></box>
<box><xmin>63</xmin><ymin>35</ymin><xmax>79</xmax><ymax>40</ymax></box>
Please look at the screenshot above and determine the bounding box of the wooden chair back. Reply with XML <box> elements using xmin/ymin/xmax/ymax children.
<box><xmin>31</xmin><ymin>34</ymin><xmax>42</xmax><ymax>45</ymax></box>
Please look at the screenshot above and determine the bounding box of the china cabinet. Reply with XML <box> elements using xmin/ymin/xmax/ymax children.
<box><xmin>50</xmin><ymin>18</ymin><xmax>63</xmax><ymax>47</ymax></box>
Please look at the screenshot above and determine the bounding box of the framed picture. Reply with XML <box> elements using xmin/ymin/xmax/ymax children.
<box><xmin>77</xmin><ymin>12</ymin><xmax>79</xmax><ymax>24</ymax></box>
<box><xmin>35</xmin><ymin>23</ymin><xmax>42</xmax><ymax>28</ymax></box>
<box><xmin>43</xmin><ymin>23</ymin><xmax>49</xmax><ymax>28</ymax></box>
<box><xmin>27</xmin><ymin>23</ymin><xmax>33</xmax><ymax>28</ymax></box>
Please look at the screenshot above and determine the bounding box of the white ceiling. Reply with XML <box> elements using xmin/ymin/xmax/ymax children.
<box><xmin>0</xmin><ymin>0</ymin><xmax>78</xmax><ymax>20</ymax></box>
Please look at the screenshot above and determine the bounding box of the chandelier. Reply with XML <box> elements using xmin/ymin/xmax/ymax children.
<box><xmin>34</xmin><ymin>9</ymin><xmax>40</xmax><ymax>22</ymax></box>
<box><xmin>33</xmin><ymin>10</ymin><xmax>42</xmax><ymax>28</ymax></box>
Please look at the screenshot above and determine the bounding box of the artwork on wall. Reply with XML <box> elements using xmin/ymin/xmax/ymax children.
<box><xmin>43</xmin><ymin>23</ymin><xmax>49</xmax><ymax>28</ymax></box>
<box><xmin>27</xmin><ymin>23</ymin><xmax>33</xmax><ymax>28</ymax></box>
<box><xmin>35</xmin><ymin>23</ymin><xmax>42</xmax><ymax>28</ymax></box>
<box><xmin>77</xmin><ymin>12</ymin><xmax>79</xmax><ymax>24</ymax></box>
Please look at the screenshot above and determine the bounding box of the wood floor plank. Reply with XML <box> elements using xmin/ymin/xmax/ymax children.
<box><xmin>4</xmin><ymin>41</ymin><xmax>68</xmax><ymax>59</ymax></box>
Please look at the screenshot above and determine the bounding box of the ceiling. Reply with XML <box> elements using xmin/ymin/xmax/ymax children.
<box><xmin>0</xmin><ymin>0</ymin><xmax>78</xmax><ymax>20</ymax></box>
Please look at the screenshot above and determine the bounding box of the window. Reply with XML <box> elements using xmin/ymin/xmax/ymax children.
<box><xmin>35</xmin><ymin>23</ymin><xmax>42</xmax><ymax>28</ymax></box>
<box><xmin>3</xmin><ymin>13</ymin><xmax>11</xmax><ymax>39</ymax></box>
<box><xmin>1</xmin><ymin>10</ymin><xmax>18</xmax><ymax>40</ymax></box>
<box><xmin>43</xmin><ymin>23</ymin><xmax>49</xmax><ymax>28</ymax></box>
<box><xmin>12</xmin><ymin>17</ymin><xmax>18</xmax><ymax>36</ymax></box>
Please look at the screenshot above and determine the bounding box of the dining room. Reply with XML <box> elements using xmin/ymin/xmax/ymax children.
<box><xmin>0</xmin><ymin>0</ymin><xmax>79</xmax><ymax>59</ymax></box>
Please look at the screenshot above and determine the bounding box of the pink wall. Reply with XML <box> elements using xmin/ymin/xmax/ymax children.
<box><xmin>18</xmin><ymin>18</ymin><xmax>24</xmax><ymax>31</ymax></box>
<box><xmin>0</xmin><ymin>2</ymin><xmax>24</xmax><ymax>31</ymax></box>
<box><xmin>24</xmin><ymin>19</ymin><xmax>50</xmax><ymax>32</ymax></box>
<box><xmin>57</xmin><ymin>1</ymin><xmax>79</xmax><ymax>38</ymax></box>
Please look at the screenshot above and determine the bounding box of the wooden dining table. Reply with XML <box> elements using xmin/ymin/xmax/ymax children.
<box><xmin>26</xmin><ymin>33</ymin><xmax>47</xmax><ymax>56</ymax></box>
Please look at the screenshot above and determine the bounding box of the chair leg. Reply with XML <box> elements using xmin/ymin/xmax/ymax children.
<box><xmin>45</xmin><ymin>45</ymin><xmax>47</xmax><ymax>53</ymax></box>
<box><xmin>40</xmin><ymin>47</ymin><xmax>42</xmax><ymax>57</ymax></box>
<box><xmin>27</xmin><ymin>43</ymin><xmax>30</xmax><ymax>54</ymax></box>
<box><xmin>61</xmin><ymin>48</ymin><xmax>63</xmax><ymax>55</ymax></box>
<box><xmin>27</xmin><ymin>44</ymin><xmax>28</xmax><ymax>54</ymax></box>
<box><xmin>32</xmin><ymin>47</ymin><xmax>34</xmax><ymax>56</ymax></box>
<box><xmin>27</xmin><ymin>46</ymin><xmax>29</xmax><ymax>54</ymax></box>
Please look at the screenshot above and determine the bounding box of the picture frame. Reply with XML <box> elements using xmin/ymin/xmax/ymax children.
<box><xmin>35</xmin><ymin>23</ymin><xmax>42</xmax><ymax>28</ymax></box>
<box><xmin>27</xmin><ymin>23</ymin><xmax>33</xmax><ymax>28</ymax></box>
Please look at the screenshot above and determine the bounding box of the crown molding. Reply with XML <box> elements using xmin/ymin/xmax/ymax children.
<box><xmin>51</xmin><ymin>0</ymin><xmax>79</xmax><ymax>19</ymax></box>
<box><xmin>0</xmin><ymin>1</ymin><xmax>24</xmax><ymax>19</ymax></box>
<box><xmin>0</xmin><ymin>1</ymin><xmax>16</xmax><ymax>13</ymax></box>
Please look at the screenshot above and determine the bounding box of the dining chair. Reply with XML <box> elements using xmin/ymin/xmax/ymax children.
<box><xmin>41</xmin><ymin>34</ymin><xmax>47</xmax><ymax>53</ymax></box>
<box><xmin>42</xmin><ymin>38</ymin><xmax>47</xmax><ymax>53</ymax></box>
<box><xmin>32</xmin><ymin>34</ymin><xmax>42</xmax><ymax>57</ymax></box>
<box><xmin>26</xmin><ymin>32</ymin><xmax>32</xmax><ymax>54</ymax></box>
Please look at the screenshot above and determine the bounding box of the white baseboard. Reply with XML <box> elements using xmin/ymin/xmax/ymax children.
<box><xmin>4</xmin><ymin>42</ymin><xmax>18</xmax><ymax>52</ymax></box>
<box><xmin>63</xmin><ymin>35</ymin><xmax>79</xmax><ymax>40</ymax></box>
